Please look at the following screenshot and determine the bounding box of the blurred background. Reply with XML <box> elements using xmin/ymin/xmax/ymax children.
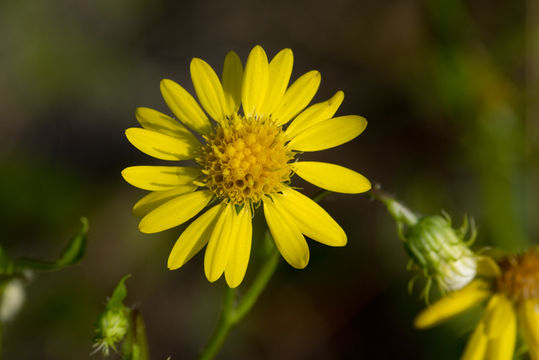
<box><xmin>0</xmin><ymin>0</ymin><xmax>535</xmax><ymax>358</ymax></box>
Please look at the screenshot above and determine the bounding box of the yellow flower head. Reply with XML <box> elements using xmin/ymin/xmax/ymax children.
<box><xmin>122</xmin><ymin>46</ymin><xmax>371</xmax><ymax>288</ymax></box>
<box><xmin>415</xmin><ymin>249</ymin><xmax>539</xmax><ymax>360</ymax></box>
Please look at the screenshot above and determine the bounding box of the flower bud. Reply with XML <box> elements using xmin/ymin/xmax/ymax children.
<box><xmin>93</xmin><ymin>307</ymin><xmax>129</xmax><ymax>356</ymax></box>
<box><xmin>372</xmin><ymin>188</ymin><xmax>478</xmax><ymax>299</ymax></box>
<box><xmin>404</xmin><ymin>214</ymin><xmax>477</xmax><ymax>293</ymax></box>
<box><xmin>92</xmin><ymin>275</ymin><xmax>131</xmax><ymax>356</ymax></box>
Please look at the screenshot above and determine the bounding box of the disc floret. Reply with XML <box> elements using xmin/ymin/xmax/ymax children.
<box><xmin>198</xmin><ymin>115</ymin><xmax>294</xmax><ymax>205</ymax></box>
<box><xmin>497</xmin><ymin>250</ymin><xmax>539</xmax><ymax>303</ymax></box>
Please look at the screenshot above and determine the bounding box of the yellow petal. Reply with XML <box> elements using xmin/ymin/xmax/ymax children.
<box><xmin>190</xmin><ymin>58</ymin><xmax>227</xmax><ymax>122</ymax></box>
<box><xmin>259</xmin><ymin>48</ymin><xmax>293</xmax><ymax>115</ymax></box>
<box><xmin>263</xmin><ymin>196</ymin><xmax>309</xmax><ymax>269</ymax></box>
<box><xmin>139</xmin><ymin>190</ymin><xmax>213</xmax><ymax>233</ymax></box>
<box><xmin>285</xmin><ymin>91</ymin><xmax>344</xmax><ymax>140</ymax></box>
<box><xmin>125</xmin><ymin>128</ymin><xmax>199</xmax><ymax>161</ymax></box>
<box><xmin>462</xmin><ymin>321</ymin><xmax>488</xmax><ymax>360</ymax></box>
<box><xmin>133</xmin><ymin>185</ymin><xmax>197</xmax><ymax>218</ymax></box>
<box><xmin>122</xmin><ymin>166</ymin><xmax>201</xmax><ymax>191</ymax></box>
<box><xmin>204</xmin><ymin>203</ymin><xmax>235</xmax><ymax>282</ymax></box>
<box><xmin>484</xmin><ymin>294</ymin><xmax>514</xmax><ymax>339</ymax></box>
<box><xmin>273</xmin><ymin>188</ymin><xmax>346</xmax><ymax>247</ymax></box>
<box><xmin>168</xmin><ymin>204</ymin><xmax>223</xmax><ymax>270</ymax></box>
<box><xmin>225</xmin><ymin>206</ymin><xmax>253</xmax><ymax>288</ymax></box>
<box><xmin>414</xmin><ymin>279</ymin><xmax>492</xmax><ymax>328</ymax></box>
<box><xmin>272</xmin><ymin>70</ymin><xmax>321</xmax><ymax>126</ymax></box>
<box><xmin>287</xmin><ymin>115</ymin><xmax>367</xmax><ymax>152</ymax></box>
<box><xmin>291</xmin><ymin>161</ymin><xmax>371</xmax><ymax>194</ymax></box>
<box><xmin>135</xmin><ymin>107</ymin><xmax>199</xmax><ymax>145</ymax></box>
<box><xmin>160</xmin><ymin>79</ymin><xmax>212</xmax><ymax>135</ymax></box>
<box><xmin>221</xmin><ymin>51</ymin><xmax>243</xmax><ymax>114</ymax></box>
<box><xmin>485</xmin><ymin>298</ymin><xmax>516</xmax><ymax>360</ymax></box>
<box><xmin>242</xmin><ymin>45</ymin><xmax>269</xmax><ymax>118</ymax></box>
<box><xmin>519</xmin><ymin>299</ymin><xmax>539</xmax><ymax>348</ymax></box>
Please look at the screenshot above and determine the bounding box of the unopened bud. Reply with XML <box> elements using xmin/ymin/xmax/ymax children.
<box><xmin>372</xmin><ymin>188</ymin><xmax>478</xmax><ymax>299</ymax></box>
<box><xmin>92</xmin><ymin>275</ymin><xmax>131</xmax><ymax>356</ymax></box>
<box><xmin>93</xmin><ymin>308</ymin><xmax>129</xmax><ymax>356</ymax></box>
<box><xmin>404</xmin><ymin>214</ymin><xmax>477</xmax><ymax>294</ymax></box>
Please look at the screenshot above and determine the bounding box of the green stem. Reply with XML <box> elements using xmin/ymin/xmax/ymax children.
<box><xmin>198</xmin><ymin>244</ymin><xmax>280</xmax><ymax>360</ymax></box>
<box><xmin>198</xmin><ymin>288</ymin><xmax>235</xmax><ymax>360</ymax></box>
<box><xmin>231</xmin><ymin>248</ymin><xmax>279</xmax><ymax>323</ymax></box>
<box><xmin>313</xmin><ymin>190</ymin><xmax>331</xmax><ymax>203</ymax></box>
<box><xmin>370</xmin><ymin>186</ymin><xmax>419</xmax><ymax>226</ymax></box>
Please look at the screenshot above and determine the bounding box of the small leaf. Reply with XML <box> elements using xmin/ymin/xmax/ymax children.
<box><xmin>14</xmin><ymin>217</ymin><xmax>88</xmax><ymax>272</ymax></box>
<box><xmin>54</xmin><ymin>217</ymin><xmax>89</xmax><ymax>268</ymax></box>
<box><xmin>107</xmin><ymin>274</ymin><xmax>131</xmax><ymax>311</ymax></box>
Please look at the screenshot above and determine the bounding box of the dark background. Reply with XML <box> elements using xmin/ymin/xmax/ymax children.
<box><xmin>0</xmin><ymin>0</ymin><xmax>535</xmax><ymax>359</ymax></box>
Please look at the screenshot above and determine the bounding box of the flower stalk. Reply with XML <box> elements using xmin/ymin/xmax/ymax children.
<box><xmin>198</xmin><ymin>240</ymin><xmax>280</xmax><ymax>360</ymax></box>
<box><xmin>198</xmin><ymin>189</ymin><xmax>331</xmax><ymax>360</ymax></box>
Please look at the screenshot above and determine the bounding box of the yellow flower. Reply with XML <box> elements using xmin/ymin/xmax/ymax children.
<box><xmin>122</xmin><ymin>46</ymin><xmax>371</xmax><ymax>288</ymax></box>
<box><xmin>415</xmin><ymin>250</ymin><xmax>539</xmax><ymax>360</ymax></box>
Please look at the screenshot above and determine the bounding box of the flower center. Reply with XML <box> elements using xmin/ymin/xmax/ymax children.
<box><xmin>198</xmin><ymin>115</ymin><xmax>294</xmax><ymax>205</ymax></box>
<box><xmin>496</xmin><ymin>250</ymin><xmax>539</xmax><ymax>302</ymax></box>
